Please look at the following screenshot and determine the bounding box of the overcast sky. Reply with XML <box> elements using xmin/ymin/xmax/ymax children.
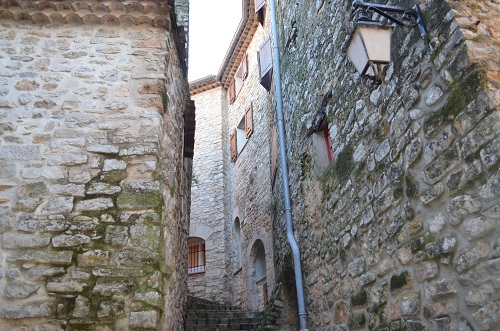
<box><xmin>188</xmin><ymin>0</ymin><xmax>242</xmax><ymax>82</ymax></box>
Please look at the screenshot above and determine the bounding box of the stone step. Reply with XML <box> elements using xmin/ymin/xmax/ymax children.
<box><xmin>185</xmin><ymin>296</ymin><xmax>263</xmax><ymax>331</ymax></box>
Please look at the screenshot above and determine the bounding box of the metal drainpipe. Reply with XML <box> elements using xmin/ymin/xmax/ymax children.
<box><xmin>269</xmin><ymin>0</ymin><xmax>308</xmax><ymax>330</ymax></box>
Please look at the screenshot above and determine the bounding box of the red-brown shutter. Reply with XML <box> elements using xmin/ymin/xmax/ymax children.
<box><xmin>230</xmin><ymin>129</ymin><xmax>237</xmax><ymax>162</ymax></box>
<box><xmin>255</xmin><ymin>0</ymin><xmax>266</xmax><ymax>12</ymax></box>
<box><xmin>245</xmin><ymin>105</ymin><xmax>253</xmax><ymax>138</ymax></box>
<box><xmin>241</xmin><ymin>54</ymin><xmax>248</xmax><ymax>81</ymax></box>
<box><xmin>229</xmin><ymin>78</ymin><xmax>236</xmax><ymax>104</ymax></box>
<box><xmin>258</xmin><ymin>38</ymin><xmax>273</xmax><ymax>91</ymax></box>
<box><xmin>271</xmin><ymin>125</ymin><xmax>277</xmax><ymax>187</ymax></box>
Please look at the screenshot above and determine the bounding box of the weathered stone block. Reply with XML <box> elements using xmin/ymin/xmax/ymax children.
<box><xmin>93</xmin><ymin>280</ymin><xmax>136</xmax><ymax>296</ymax></box>
<box><xmin>87</xmin><ymin>145</ymin><xmax>119</xmax><ymax>154</ymax></box>
<box><xmin>20</xmin><ymin>167</ymin><xmax>65</xmax><ymax>179</ymax></box>
<box><xmin>92</xmin><ymin>268</ymin><xmax>147</xmax><ymax>278</ymax></box>
<box><xmin>26</xmin><ymin>267</ymin><xmax>65</xmax><ymax>281</ymax></box>
<box><xmin>401</xmin><ymin>292</ymin><xmax>420</xmax><ymax>316</ymax></box>
<box><xmin>14</xmin><ymin>79</ymin><xmax>39</xmax><ymax>91</ymax></box>
<box><xmin>461</xmin><ymin>217</ymin><xmax>496</xmax><ymax>241</ymax></box>
<box><xmin>75</xmin><ymin>198</ymin><xmax>114</xmax><ymax>212</ymax></box>
<box><xmin>479</xmin><ymin>169</ymin><xmax>500</xmax><ymax>199</ymax></box>
<box><xmin>72</xmin><ymin>295</ymin><xmax>90</xmax><ymax>318</ymax></box>
<box><xmin>454</xmin><ymin>243</ymin><xmax>490</xmax><ymax>273</ymax></box>
<box><xmin>130</xmin><ymin>224</ymin><xmax>160</xmax><ymax>250</ymax></box>
<box><xmin>425</xmin><ymin>236</ymin><xmax>456</xmax><ymax>258</ymax></box>
<box><xmin>117</xmin><ymin>191</ymin><xmax>162</xmax><ymax>210</ymax></box>
<box><xmin>424</xmin><ymin>127</ymin><xmax>455</xmax><ymax>165</ymax></box>
<box><xmin>446</xmin><ymin>160</ymin><xmax>482</xmax><ymax>194</ymax></box>
<box><xmin>42</xmin><ymin>196</ymin><xmax>74</xmax><ymax>214</ymax></box>
<box><xmin>133</xmin><ymin>291</ymin><xmax>163</xmax><ymax>308</ymax></box>
<box><xmin>423</xmin><ymin>146</ymin><xmax>460</xmax><ymax>185</ymax></box>
<box><xmin>461</xmin><ymin>111</ymin><xmax>500</xmax><ymax>158</ymax></box>
<box><xmin>420</xmin><ymin>183</ymin><xmax>444</xmax><ymax>205</ymax></box>
<box><xmin>98</xmin><ymin>298</ymin><xmax>125</xmax><ymax>318</ymax></box>
<box><xmin>119</xmin><ymin>145</ymin><xmax>157</xmax><ymax>157</ymax></box>
<box><xmin>480</xmin><ymin>135</ymin><xmax>500</xmax><ymax>169</ymax></box>
<box><xmin>0</xmin><ymin>301</ymin><xmax>54</xmax><ymax>319</ymax></box>
<box><xmin>0</xmin><ymin>145</ymin><xmax>40</xmax><ymax>161</ymax></box>
<box><xmin>448</xmin><ymin>195</ymin><xmax>481</xmax><ymax>225</ymax></box>
<box><xmin>77</xmin><ymin>250</ymin><xmax>110</xmax><ymax>267</ymax></box>
<box><xmin>129</xmin><ymin>310</ymin><xmax>158</xmax><ymax>329</ymax></box>
<box><xmin>50</xmin><ymin>138</ymin><xmax>86</xmax><ymax>150</ymax></box>
<box><xmin>4</xmin><ymin>281</ymin><xmax>40</xmax><ymax>298</ymax></box>
<box><xmin>118</xmin><ymin>248</ymin><xmax>160</xmax><ymax>266</ymax></box>
<box><xmin>46</xmin><ymin>281</ymin><xmax>87</xmax><ymax>293</ymax></box>
<box><xmin>7</xmin><ymin>250</ymin><xmax>73</xmax><ymax>265</ymax></box>
<box><xmin>48</xmin><ymin>154</ymin><xmax>88</xmax><ymax>166</ymax></box>
<box><xmin>105</xmin><ymin>225</ymin><xmax>129</xmax><ymax>246</ymax></box>
<box><xmin>103</xmin><ymin>159</ymin><xmax>127</xmax><ymax>171</ymax></box>
<box><xmin>48</xmin><ymin>184</ymin><xmax>85</xmax><ymax>197</ymax></box>
<box><xmin>348</xmin><ymin>257</ymin><xmax>365</xmax><ymax>277</ymax></box>
<box><xmin>52</xmin><ymin>234</ymin><xmax>91</xmax><ymax>248</ymax></box>
<box><xmin>87</xmin><ymin>182</ymin><xmax>122</xmax><ymax>195</ymax></box>
<box><xmin>472</xmin><ymin>300</ymin><xmax>500</xmax><ymax>331</ymax></box>
<box><xmin>426</xmin><ymin>278</ymin><xmax>457</xmax><ymax>299</ymax></box>
<box><xmin>2</xmin><ymin>233</ymin><xmax>51</xmax><ymax>249</ymax></box>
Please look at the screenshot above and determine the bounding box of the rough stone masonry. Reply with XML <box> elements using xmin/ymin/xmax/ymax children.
<box><xmin>0</xmin><ymin>1</ymin><xmax>191</xmax><ymax>330</ymax></box>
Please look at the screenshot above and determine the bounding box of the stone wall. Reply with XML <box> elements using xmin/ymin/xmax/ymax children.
<box><xmin>270</xmin><ymin>0</ymin><xmax>499</xmax><ymax>330</ymax></box>
<box><xmin>189</xmin><ymin>85</ymin><xmax>233</xmax><ymax>303</ymax></box>
<box><xmin>226</xmin><ymin>20</ymin><xmax>277</xmax><ymax>312</ymax></box>
<box><xmin>0</xmin><ymin>2</ymin><xmax>191</xmax><ymax>330</ymax></box>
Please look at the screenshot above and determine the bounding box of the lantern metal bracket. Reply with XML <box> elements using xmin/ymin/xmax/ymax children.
<box><xmin>351</xmin><ymin>0</ymin><xmax>429</xmax><ymax>41</ymax></box>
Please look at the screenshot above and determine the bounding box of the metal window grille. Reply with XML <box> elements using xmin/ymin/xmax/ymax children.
<box><xmin>188</xmin><ymin>241</ymin><xmax>205</xmax><ymax>274</ymax></box>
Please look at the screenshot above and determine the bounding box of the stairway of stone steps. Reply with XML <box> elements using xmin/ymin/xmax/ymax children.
<box><xmin>185</xmin><ymin>296</ymin><xmax>264</xmax><ymax>331</ymax></box>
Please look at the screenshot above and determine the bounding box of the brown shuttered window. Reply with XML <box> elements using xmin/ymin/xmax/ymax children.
<box><xmin>255</xmin><ymin>0</ymin><xmax>266</xmax><ymax>26</ymax></box>
<box><xmin>241</xmin><ymin>54</ymin><xmax>248</xmax><ymax>81</ymax></box>
<box><xmin>258</xmin><ymin>37</ymin><xmax>273</xmax><ymax>91</ymax></box>
<box><xmin>271</xmin><ymin>125</ymin><xmax>277</xmax><ymax>188</ymax></box>
<box><xmin>229</xmin><ymin>78</ymin><xmax>236</xmax><ymax>104</ymax></box>
<box><xmin>230</xmin><ymin>129</ymin><xmax>237</xmax><ymax>163</ymax></box>
<box><xmin>245</xmin><ymin>105</ymin><xmax>253</xmax><ymax>138</ymax></box>
<box><xmin>255</xmin><ymin>0</ymin><xmax>266</xmax><ymax>12</ymax></box>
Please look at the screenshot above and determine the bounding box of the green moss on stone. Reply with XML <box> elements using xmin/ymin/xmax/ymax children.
<box><xmin>117</xmin><ymin>191</ymin><xmax>162</xmax><ymax>210</ymax></box>
<box><xmin>374</xmin><ymin>121</ymin><xmax>389</xmax><ymax>142</ymax></box>
<box><xmin>405</xmin><ymin>173</ymin><xmax>419</xmax><ymax>198</ymax></box>
<box><xmin>18</xmin><ymin>182</ymin><xmax>47</xmax><ymax>198</ymax></box>
<box><xmin>334</xmin><ymin>144</ymin><xmax>354</xmax><ymax>182</ymax></box>
<box><xmin>351</xmin><ymin>289</ymin><xmax>368</xmax><ymax>306</ymax></box>
<box><xmin>423</xmin><ymin>68</ymin><xmax>484</xmax><ymax>138</ymax></box>
<box><xmin>101</xmin><ymin>170</ymin><xmax>127</xmax><ymax>183</ymax></box>
<box><xmin>348</xmin><ymin>312</ymin><xmax>367</xmax><ymax>329</ymax></box>
<box><xmin>390</xmin><ymin>271</ymin><xmax>410</xmax><ymax>292</ymax></box>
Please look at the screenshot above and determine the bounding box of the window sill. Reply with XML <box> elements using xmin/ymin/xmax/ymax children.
<box><xmin>233</xmin><ymin>267</ymin><xmax>242</xmax><ymax>276</ymax></box>
<box><xmin>256</xmin><ymin>275</ymin><xmax>267</xmax><ymax>284</ymax></box>
<box><xmin>188</xmin><ymin>271</ymin><xmax>206</xmax><ymax>276</ymax></box>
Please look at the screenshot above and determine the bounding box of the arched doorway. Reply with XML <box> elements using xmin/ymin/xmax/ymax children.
<box><xmin>250</xmin><ymin>239</ymin><xmax>268</xmax><ymax>310</ymax></box>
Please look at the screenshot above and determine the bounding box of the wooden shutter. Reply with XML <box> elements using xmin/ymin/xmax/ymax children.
<box><xmin>241</xmin><ymin>54</ymin><xmax>248</xmax><ymax>81</ymax></box>
<box><xmin>245</xmin><ymin>105</ymin><xmax>253</xmax><ymax>138</ymax></box>
<box><xmin>255</xmin><ymin>0</ymin><xmax>266</xmax><ymax>12</ymax></box>
<box><xmin>271</xmin><ymin>125</ymin><xmax>277</xmax><ymax>187</ymax></box>
<box><xmin>258</xmin><ymin>38</ymin><xmax>273</xmax><ymax>91</ymax></box>
<box><xmin>229</xmin><ymin>78</ymin><xmax>236</xmax><ymax>104</ymax></box>
<box><xmin>230</xmin><ymin>129</ymin><xmax>237</xmax><ymax>162</ymax></box>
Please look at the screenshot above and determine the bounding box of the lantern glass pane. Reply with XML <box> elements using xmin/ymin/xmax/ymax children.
<box><xmin>358</xmin><ymin>25</ymin><xmax>392</xmax><ymax>63</ymax></box>
<box><xmin>347</xmin><ymin>28</ymin><xmax>369</xmax><ymax>75</ymax></box>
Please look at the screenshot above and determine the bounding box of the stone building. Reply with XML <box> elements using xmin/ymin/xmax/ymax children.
<box><xmin>188</xmin><ymin>0</ymin><xmax>278</xmax><ymax>312</ymax></box>
<box><xmin>0</xmin><ymin>1</ymin><xmax>193</xmax><ymax>330</ymax></box>
<box><xmin>190</xmin><ymin>0</ymin><xmax>499</xmax><ymax>330</ymax></box>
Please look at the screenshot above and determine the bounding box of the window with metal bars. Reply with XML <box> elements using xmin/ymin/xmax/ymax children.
<box><xmin>188</xmin><ymin>238</ymin><xmax>206</xmax><ymax>274</ymax></box>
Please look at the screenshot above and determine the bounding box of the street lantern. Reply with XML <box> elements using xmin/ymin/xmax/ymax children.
<box><xmin>346</xmin><ymin>0</ymin><xmax>429</xmax><ymax>80</ymax></box>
